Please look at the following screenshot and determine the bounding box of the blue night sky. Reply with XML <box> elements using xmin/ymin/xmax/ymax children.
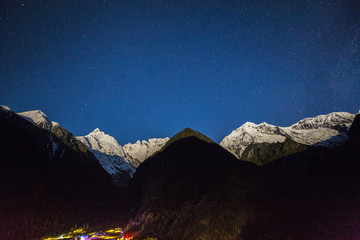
<box><xmin>1</xmin><ymin>0</ymin><xmax>359</xmax><ymax>144</ymax></box>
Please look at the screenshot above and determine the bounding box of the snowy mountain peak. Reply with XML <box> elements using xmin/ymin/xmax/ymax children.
<box><xmin>123</xmin><ymin>137</ymin><xmax>170</xmax><ymax>167</ymax></box>
<box><xmin>220</xmin><ymin>111</ymin><xmax>356</xmax><ymax>159</ymax></box>
<box><xmin>242</xmin><ymin>121</ymin><xmax>256</xmax><ymax>127</ymax></box>
<box><xmin>91</xmin><ymin>128</ymin><xmax>101</xmax><ymax>134</ymax></box>
<box><xmin>88</xmin><ymin>128</ymin><xmax>105</xmax><ymax>137</ymax></box>
<box><xmin>18</xmin><ymin>110</ymin><xmax>53</xmax><ymax>131</ymax></box>
<box><xmin>78</xmin><ymin>129</ymin><xmax>126</xmax><ymax>159</ymax></box>
<box><xmin>77</xmin><ymin>130</ymin><xmax>135</xmax><ymax>178</ymax></box>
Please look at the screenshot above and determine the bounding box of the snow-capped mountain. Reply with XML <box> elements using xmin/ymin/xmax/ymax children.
<box><xmin>220</xmin><ymin>112</ymin><xmax>356</xmax><ymax>159</ymax></box>
<box><xmin>123</xmin><ymin>137</ymin><xmax>170</xmax><ymax>167</ymax></box>
<box><xmin>18</xmin><ymin>110</ymin><xmax>53</xmax><ymax>131</ymax></box>
<box><xmin>17</xmin><ymin>110</ymin><xmax>89</xmax><ymax>155</ymax></box>
<box><xmin>76</xmin><ymin>128</ymin><xmax>135</xmax><ymax>178</ymax></box>
<box><xmin>76</xmin><ymin>129</ymin><xmax>169</xmax><ymax>171</ymax></box>
<box><xmin>16</xmin><ymin>109</ymin><xmax>134</xmax><ymax>182</ymax></box>
<box><xmin>15</xmin><ymin>108</ymin><xmax>168</xmax><ymax>174</ymax></box>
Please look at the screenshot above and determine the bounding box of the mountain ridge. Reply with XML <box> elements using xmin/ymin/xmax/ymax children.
<box><xmin>5</xmin><ymin>105</ymin><xmax>359</xmax><ymax>170</ymax></box>
<box><xmin>76</xmin><ymin>128</ymin><xmax>136</xmax><ymax>182</ymax></box>
<box><xmin>220</xmin><ymin>111</ymin><xmax>355</xmax><ymax>160</ymax></box>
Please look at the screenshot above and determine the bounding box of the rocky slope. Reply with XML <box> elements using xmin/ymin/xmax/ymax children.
<box><xmin>123</xmin><ymin>137</ymin><xmax>169</xmax><ymax>167</ymax></box>
<box><xmin>220</xmin><ymin>112</ymin><xmax>355</xmax><ymax>160</ymax></box>
<box><xmin>76</xmin><ymin>128</ymin><xmax>135</xmax><ymax>181</ymax></box>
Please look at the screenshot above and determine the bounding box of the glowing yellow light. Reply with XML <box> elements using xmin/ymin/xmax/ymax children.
<box><xmin>71</xmin><ymin>228</ymin><xmax>86</xmax><ymax>234</ymax></box>
<box><xmin>106</xmin><ymin>227</ymin><xmax>122</xmax><ymax>233</ymax></box>
<box><xmin>43</xmin><ymin>226</ymin><xmax>128</xmax><ymax>240</ymax></box>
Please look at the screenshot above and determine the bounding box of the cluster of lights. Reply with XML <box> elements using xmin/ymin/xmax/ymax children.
<box><xmin>43</xmin><ymin>227</ymin><xmax>133</xmax><ymax>240</ymax></box>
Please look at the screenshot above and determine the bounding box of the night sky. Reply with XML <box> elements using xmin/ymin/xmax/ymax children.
<box><xmin>1</xmin><ymin>0</ymin><xmax>359</xmax><ymax>144</ymax></box>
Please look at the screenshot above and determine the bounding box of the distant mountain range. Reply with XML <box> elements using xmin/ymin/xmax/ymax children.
<box><xmin>5</xmin><ymin>105</ymin><xmax>357</xmax><ymax>180</ymax></box>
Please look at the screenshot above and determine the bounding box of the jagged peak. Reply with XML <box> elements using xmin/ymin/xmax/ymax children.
<box><xmin>148</xmin><ymin>137</ymin><xmax>170</xmax><ymax>142</ymax></box>
<box><xmin>77</xmin><ymin>129</ymin><xmax>126</xmax><ymax>159</ymax></box>
<box><xmin>84</xmin><ymin>128</ymin><xmax>121</xmax><ymax>145</ymax></box>
<box><xmin>125</xmin><ymin>137</ymin><xmax>170</xmax><ymax>146</ymax></box>
<box><xmin>90</xmin><ymin>128</ymin><xmax>101</xmax><ymax>134</ymax></box>
<box><xmin>86</xmin><ymin>128</ymin><xmax>115</xmax><ymax>140</ymax></box>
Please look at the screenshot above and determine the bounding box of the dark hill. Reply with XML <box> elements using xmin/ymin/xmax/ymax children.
<box><xmin>128</xmin><ymin>131</ymin><xmax>258</xmax><ymax>239</ymax></box>
<box><xmin>0</xmin><ymin>108</ymin><xmax>128</xmax><ymax>240</ymax></box>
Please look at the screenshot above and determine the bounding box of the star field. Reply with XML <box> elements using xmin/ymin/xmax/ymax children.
<box><xmin>1</xmin><ymin>0</ymin><xmax>359</xmax><ymax>144</ymax></box>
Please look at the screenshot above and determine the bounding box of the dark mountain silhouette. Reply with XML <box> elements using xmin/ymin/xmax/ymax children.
<box><xmin>127</xmin><ymin>128</ymin><xmax>258</xmax><ymax>239</ymax></box>
<box><xmin>0</xmin><ymin>108</ymin><xmax>129</xmax><ymax>239</ymax></box>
